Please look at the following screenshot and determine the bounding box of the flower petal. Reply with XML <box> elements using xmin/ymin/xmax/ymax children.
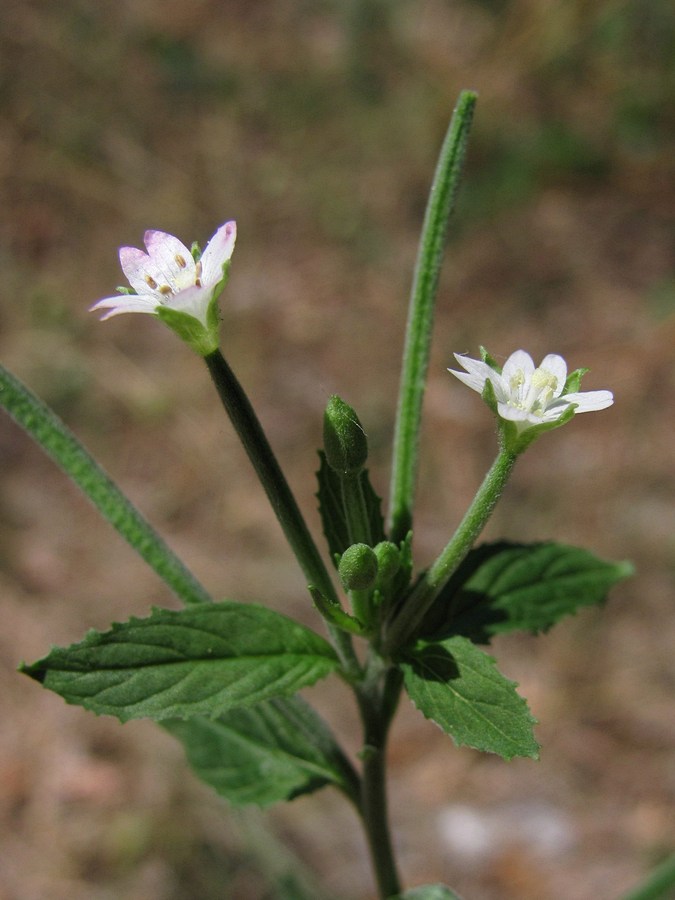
<box><xmin>90</xmin><ymin>295</ymin><xmax>159</xmax><ymax>319</ymax></box>
<box><xmin>502</xmin><ymin>350</ymin><xmax>535</xmax><ymax>383</ymax></box>
<box><xmin>563</xmin><ymin>390</ymin><xmax>614</xmax><ymax>413</ymax></box>
<box><xmin>144</xmin><ymin>230</ymin><xmax>196</xmax><ymax>289</ymax></box>
<box><xmin>496</xmin><ymin>403</ymin><xmax>533</xmax><ymax>422</ymax></box>
<box><xmin>538</xmin><ymin>354</ymin><xmax>567</xmax><ymax>398</ymax></box>
<box><xmin>200</xmin><ymin>221</ymin><xmax>237</xmax><ymax>287</ymax></box>
<box><xmin>118</xmin><ymin>246</ymin><xmax>159</xmax><ymax>296</ymax></box>
<box><xmin>162</xmin><ymin>284</ymin><xmax>211</xmax><ymax>326</ymax></box>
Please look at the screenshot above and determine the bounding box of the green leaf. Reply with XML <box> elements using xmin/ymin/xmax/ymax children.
<box><xmin>419</xmin><ymin>541</ymin><xmax>633</xmax><ymax>644</ymax></box>
<box><xmin>401</xmin><ymin>635</ymin><xmax>539</xmax><ymax>760</ymax></box>
<box><xmin>388</xmin><ymin>90</ymin><xmax>477</xmax><ymax>544</ymax></box>
<box><xmin>21</xmin><ymin>602</ymin><xmax>339</xmax><ymax>722</ymax></box>
<box><xmin>316</xmin><ymin>451</ymin><xmax>385</xmax><ymax>560</ymax></box>
<box><xmin>0</xmin><ymin>363</ymin><xmax>212</xmax><ymax>607</ymax></box>
<box><xmin>163</xmin><ymin>694</ymin><xmax>358</xmax><ymax>808</ymax></box>
<box><xmin>391</xmin><ymin>886</ymin><xmax>464</xmax><ymax>900</ymax></box>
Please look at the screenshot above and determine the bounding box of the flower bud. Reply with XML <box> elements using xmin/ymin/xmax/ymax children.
<box><xmin>323</xmin><ymin>395</ymin><xmax>368</xmax><ymax>475</ymax></box>
<box><xmin>338</xmin><ymin>543</ymin><xmax>378</xmax><ymax>592</ymax></box>
<box><xmin>373</xmin><ymin>541</ymin><xmax>400</xmax><ymax>591</ymax></box>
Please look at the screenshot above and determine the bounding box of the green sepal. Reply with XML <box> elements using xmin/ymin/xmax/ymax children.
<box><xmin>479</xmin><ymin>345</ymin><xmax>500</xmax><ymax>372</ymax></box>
<box><xmin>21</xmin><ymin>601</ymin><xmax>339</xmax><ymax>722</ymax></box>
<box><xmin>418</xmin><ymin>541</ymin><xmax>633</xmax><ymax>644</ymax></box>
<box><xmin>163</xmin><ymin>694</ymin><xmax>357</xmax><ymax>808</ymax></box>
<box><xmin>564</xmin><ymin>367</ymin><xmax>589</xmax><ymax>393</ymax></box>
<box><xmin>401</xmin><ymin>635</ymin><xmax>540</xmax><ymax>760</ymax></box>
<box><xmin>481</xmin><ymin>375</ymin><xmax>499</xmax><ymax>416</ymax></box>
<box><xmin>309</xmin><ymin>586</ymin><xmax>367</xmax><ymax>636</ymax></box>
<box><xmin>316</xmin><ymin>451</ymin><xmax>386</xmax><ymax>561</ymax></box>
<box><xmin>499</xmin><ymin>401</ymin><xmax>577</xmax><ymax>454</ymax></box>
<box><xmin>155</xmin><ymin>260</ymin><xmax>230</xmax><ymax>356</ymax></box>
<box><xmin>156</xmin><ymin>306</ymin><xmax>219</xmax><ymax>357</ymax></box>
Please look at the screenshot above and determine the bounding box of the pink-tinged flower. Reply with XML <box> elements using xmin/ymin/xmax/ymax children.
<box><xmin>449</xmin><ymin>349</ymin><xmax>613</xmax><ymax>448</ymax></box>
<box><xmin>90</xmin><ymin>222</ymin><xmax>236</xmax><ymax>355</ymax></box>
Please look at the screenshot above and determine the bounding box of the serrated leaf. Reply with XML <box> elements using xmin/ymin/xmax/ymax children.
<box><xmin>316</xmin><ymin>451</ymin><xmax>385</xmax><ymax>560</ymax></box>
<box><xmin>164</xmin><ymin>694</ymin><xmax>356</xmax><ymax>808</ymax></box>
<box><xmin>401</xmin><ymin>635</ymin><xmax>539</xmax><ymax>760</ymax></box>
<box><xmin>391</xmin><ymin>885</ymin><xmax>464</xmax><ymax>900</ymax></box>
<box><xmin>420</xmin><ymin>541</ymin><xmax>633</xmax><ymax>644</ymax></box>
<box><xmin>21</xmin><ymin>602</ymin><xmax>338</xmax><ymax>722</ymax></box>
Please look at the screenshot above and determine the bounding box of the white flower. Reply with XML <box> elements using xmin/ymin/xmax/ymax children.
<box><xmin>449</xmin><ymin>349</ymin><xmax>613</xmax><ymax>431</ymax></box>
<box><xmin>90</xmin><ymin>222</ymin><xmax>236</xmax><ymax>355</ymax></box>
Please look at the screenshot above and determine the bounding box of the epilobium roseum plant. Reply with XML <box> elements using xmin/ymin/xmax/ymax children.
<box><xmin>2</xmin><ymin>93</ymin><xmax>634</xmax><ymax>900</ymax></box>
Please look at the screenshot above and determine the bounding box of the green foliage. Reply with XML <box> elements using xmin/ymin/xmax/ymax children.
<box><xmin>316</xmin><ymin>450</ymin><xmax>386</xmax><ymax>559</ymax></box>
<box><xmin>21</xmin><ymin>603</ymin><xmax>338</xmax><ymax>722</ymax></box>
<box><xmin>163</xmin><ymin>694</ymin><xmax>357</xmax><ymax>808</ymax></box>
<box><xmin>419</xmin><ymin>542</ymin><xmax>633</xmax><ymax>644</ymax></box>
<box><xmin>401</xmin><ymin>635</ymin><xmax>539</xmax><ymax>761</ymax></box>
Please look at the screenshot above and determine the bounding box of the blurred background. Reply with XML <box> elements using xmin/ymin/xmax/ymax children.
<box><xmin>1</xmin><ymin>1</ymin><xmax>674</xmax><ymax>898</ymax></box>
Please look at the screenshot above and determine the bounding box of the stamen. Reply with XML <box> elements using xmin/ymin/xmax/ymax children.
<box><xmin>145</xmin><ymin>275</ymin><xmax>159</xmax><ymax>290</ymax></box>
<box><xmin>174</xmin><ymin>254</ymin><xmax>187</xmax><ymax>269</ymax></box>
<box><xmin>159</xmin><ymin>285</ymin><xmax>172</xmax><ymax>295</ymax></box>
<box><xmin>194</xmin><ymin>260</ymin><xmax>202</xmax><ymax>288</ymax></box>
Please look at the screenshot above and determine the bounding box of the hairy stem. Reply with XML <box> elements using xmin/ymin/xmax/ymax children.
<box><xmin>356</xmin><ymin>659</ymin><xmax>403</xmax><ymax>898</ymax></box>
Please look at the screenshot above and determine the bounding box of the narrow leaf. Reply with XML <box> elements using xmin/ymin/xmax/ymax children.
<box><xmin>391</xmin><ymin>886</ymin><xmax>464</xmax><ymax>900</ymax></box>
<box><xmin>164</xmin><ymin>694</ymin><xmax>359</xmax><ymax>808</ymax></box>
<box><xmin>402</xmin><ymin>635</ymin><xmax>539</xmax><ymax>760</ymax></box>
<box><xmin>21</xmin><ymin>602</ymin><xmax>338</xmax><ymax>722</ymax></box>
<box><xmin>388</xmin><ymin>90</ymin><xmax>478</xmax><ymax>544</ymax></box>
<box><xmin>0</xmin><ymin>363</ymin><xmax>211</xmax><ymax>606</ymax></box>
<box><xmin>316</xmin><ymin>451</ymin><xmax>385</xmax><ymax>560</ymax></box>
<box><xmin>420</xmin><ymin>542</ymin><xmax>633</xmax><ymax>643</ymax></box>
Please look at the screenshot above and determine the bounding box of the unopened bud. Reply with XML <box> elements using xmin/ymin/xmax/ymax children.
<box><xmin>323</xmin><ymin>395</ymin><xmax>368</xmax><ymax>475</ymax></box>
<box><xmin>339</xmin><ymin>543</ymin><xmax>378</xmax><ymax>592</ymax></box>
<box><xmin>373</xmin><ymin>541</ymin><xmax>400</xmax><ymax>591</ymax></box>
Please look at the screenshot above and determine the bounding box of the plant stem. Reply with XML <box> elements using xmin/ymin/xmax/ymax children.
<box><xmin>203</xmin><ymin>350</ymin><xmax>360</xmax><ymax>676</ymax></box>
<box><xmin>383</xmin><ymin>447</ymin><xmax>517</xmax><ymax>656</ymax></box>
<box><xmin>356</xmin><ymin>660</ymin><xmax>403</xmax><ymax>899</ymax></box>
<box><xmin>388</xmin><ymin>90</ymin><xmax>477</xmax><ymax>546</ymax></box>
<box><xmin>342</xmin><ymin>473</ymin><xmax>373</xmax><ymax>546</ymax></box>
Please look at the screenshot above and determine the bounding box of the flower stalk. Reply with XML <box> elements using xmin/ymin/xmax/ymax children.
<box><xmin>203</xmin><ymin>349</ymin><xmax>361</xmax><ymax>677</ymax></box>
<box><xmin>383</xmin><ymin>447</ymin><xmax>517</xmax><ymax>657</ymax></box>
